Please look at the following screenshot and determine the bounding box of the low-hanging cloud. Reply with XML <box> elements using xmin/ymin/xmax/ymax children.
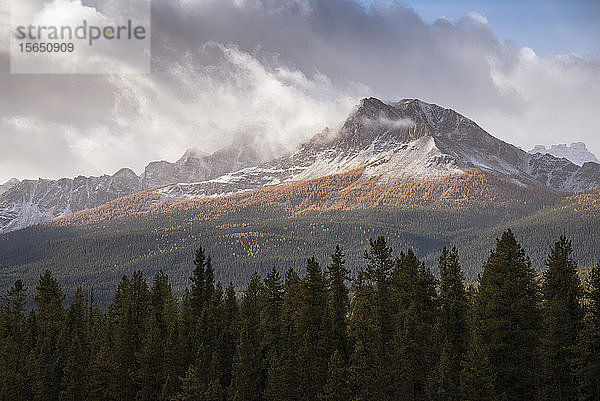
<box><xmin>1</xmin><ymin>0</ymin><xmax>599</xmax><ymax>183</ymax></box>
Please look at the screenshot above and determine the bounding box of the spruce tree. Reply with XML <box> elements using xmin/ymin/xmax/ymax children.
<box><xmin>363</xmin><ymin>237</ymin><xmax>394</xmax><ymax>344</ymax></box>
<box><xmin>109</xmin><ymin>272</ymin><xmax>150</xmax><ymax>401</ymax></box>
<box><xmin>540</xmin><ymin>236</ymin><xmax>584</xmax><ymax>401</ymax></box>
<box><xmin>86</xmin><ymin>343</ymin><xmax>118</xmax><ymax>401</ymax></box>
<box><xmin>264</xmin><ymin>269</ymin><xmax>301</xmax><ymax>401</ymax></box>
<box><xmin>31</xmin><ymin>270</ymin><xmax>66</xmax><ymax>401</ymax></box>
<box><xmin>137</xmin><ymin>271</ymin><xmax>178</xmax><ymax>401</ymax></box>
<box><xmin>160</xmin><ymin>318</ymin><xmax>185</xmax><ymax>401</ymax></box>
<box><xmin>191</xmin><ymin>247</ymin><xmax>208</xmax><ymax>318</ymax></box>
<box><xmin>0</xmin><ymin>280</ymin><xmax>30</xmax><ymax>401</ymax></box>
<box><xmin>391</xmin><ymin>249</ymin><xmax>438</xmax><ymax>401</ymax></box>
<box><xmin>474</xmin><ymin>230</ymin><xmax>541</xmax><ymax>401</ymax></box>
<box><xmin>230</xmin><ymin>273</ymin><xmax>263</xmax><ymax>401</ymax></box>
<box><xmin>460</xmin><ymin>331</ymin><xmax>498</xmax><ymax>401</ymax></box>
<box><xmin>348</xmin><ymin>271</ymin><xmax>390</xmax><ymax>401</ymax></box>
<box><xmin>431</xmin><ymin>247</ymin><xmax>468</xmax><ymax>401</ymax></box>
<box><xmin>296</xmin><ymin>257</ymin><xmax>329</xmax><ymax>401</ymax></box>
<box><xmin>173</xmin><ymin>366</ymin><xmax>202</xmax><ymax>401</ymax></box>
<box><xmin>59</xmin><ymin>287</ymin><xmax>90</xmax><ymax>401</ymax></box>
<box><xmin>318</xmin><ymin>350</ymin><xmax>350</xmax><ymax>401</ymax></box>
<box><xmin>263</xmin><ymin>311</ymin><xmax>300</xmax><ymax>401</ymax></box>
<box><xmin>260</xmin><ymin>267</ymin><xmax>284</xmax><ymax>368</ymax></box>
<box><xmin>326</xmin><ymin>245</ymin><xmax>351</xmax><ymax>360</ymax></box>
<box><xmin>578</xmin><ymin>262</ymin><xmax>600</xmax><ymax>401</ymax></box>
<box><xmin>218</xmin><ymin>282</ymin><xmax>239</xmax><ymax>392</ymax></box>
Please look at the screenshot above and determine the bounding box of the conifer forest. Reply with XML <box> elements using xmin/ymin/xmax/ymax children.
<box><xmin>1</xmin><ymin>230</ymin><xmax>599</xmax><ymax>401</ymax></box>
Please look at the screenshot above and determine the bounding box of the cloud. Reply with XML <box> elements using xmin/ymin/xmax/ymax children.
<box><xmin>1</xmin><ymin>0</ymin><xmax>599</xmax><ymax>183</ymax></box>
<box><xmin>481</xmin><ymin>47</ymin><xmax>600</xmax><ymax>153</ymax></box>
<box><xmin>361</xmin><ymin>115</ymin><xmax>415</xmax><ymax>131</ymax></box>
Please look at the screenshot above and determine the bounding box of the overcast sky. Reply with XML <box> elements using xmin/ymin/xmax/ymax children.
<box><xmin>1</xmin><ymin>0</ymin><xmax>600</xmax><ymax>183</ymax></box>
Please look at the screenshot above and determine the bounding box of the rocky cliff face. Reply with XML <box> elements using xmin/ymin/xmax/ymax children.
<box><xmin>0</xmin><ymin>143</ymin><xmax>262</xmax><ymax>234</ymax></box>
<box><xmin>156</xmin><ymin>98</ymin><xmax>600</xmax><ymax>200</ymax></box>
<box><xmin>0</xmin><ymin>179</ymin><xmax>20</xmax><ymax>196</ymax></box>
<box><xmin>142</xmin><ymin>143</ymin><xmax>262</xmax><ymax>188</ymax></box>
<box><xmin>0</xmin><ymin>168</ymin><xmax>142</xmax><ymax>233</ymax></box>
<box><xmin>2</xmin><ymin>97</ymin><xmax>599</xmax><ymax>234</ymax></box>
<box><xmin>529</xmin><ymin>142</ymin><xmax>600</xmax><ymax>166</ymax></box>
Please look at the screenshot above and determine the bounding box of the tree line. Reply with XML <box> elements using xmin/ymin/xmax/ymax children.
<box><xmin>0</xmin><ymin>229</ymin><xmax>599</xmax><ymax>401</ymax></box>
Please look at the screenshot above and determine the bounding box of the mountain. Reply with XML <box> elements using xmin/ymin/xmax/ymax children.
<box><xmin>156</xmin><ymin>98</ymin><xmax>600</xmax><ymax>200</ymax></box>
<box><xmin>0</xmin><ymin>178</ymin><xmax>19</xmax><ymax>196</ymax></box>
<box><xmin>142</xmin><ymin>141</ymin><xmax>262</xmax><ymax>188</ymax></box>
<box><xmin>0</xmin><ymin>170</ymin><xmax>597</xmax><ymax>305</ymax></box>
<box><xmin>0</xmin><ymin>168</ymin><xmax>142</xmax><ymax>234</ymax></box>
<box><xmin>2</xmin><ymin>97</ymin><xmax>599</xmax><ymax>236</ymax></box>
<box><xmin>0</xmin><ymin>143</ymin><xmax>261</xmax><ymax>234</ymax></box>
<box><xmin>529</xmin><ymin>142</ymin><xmax>600</xmax><ymax>166</ymax></box>
<box><xmin>2</xmin><ymin>97</ymin><xmax>600</xmax><ymax>302</ymax></box>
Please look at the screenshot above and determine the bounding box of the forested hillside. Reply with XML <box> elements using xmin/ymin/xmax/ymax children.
<box><xmin>1</xmin><ymin>233</ymin><xmax>599</xmax><ymax>400</ymax></box>
<box><xmin>1</xmin><ymin>170</ymin><xmax>599</xmax><ymax>303</ymax></box>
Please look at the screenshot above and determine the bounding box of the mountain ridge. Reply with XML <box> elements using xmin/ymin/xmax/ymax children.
<box><xmin>1</xmin><ymin>97</ymin><xmax>599</xmax><ymax>234</ymax></box>
<box><xmin>529</xmin><ymin>142</ymin><xmax>600</xmax><ymax>166</ymax></box>
<box><xmin>152</xmin><ymin>97</ymin><xmax>600</xmax><ymax>202</ymax></box>
<box><xmin>0</xmin><ymin>142</ymin><xmax>262</xmax><ymax>234</ymax></box>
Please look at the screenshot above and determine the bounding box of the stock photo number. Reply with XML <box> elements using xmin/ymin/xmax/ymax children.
<box><xmin>18</xmin><ymin>42</ymin><xmax>74</xmax><ymax>53</ymax></box>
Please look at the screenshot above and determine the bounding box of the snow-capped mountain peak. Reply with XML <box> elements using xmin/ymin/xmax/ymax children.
<box><xmin>154</xmin><ymin>98</ymin><xmax>600</xmax><ymax>201</ymax></box>
<box><xmin>2</xmin><ymin>98</ymin><xmax>599</xmax><ymax>235</ymax></box>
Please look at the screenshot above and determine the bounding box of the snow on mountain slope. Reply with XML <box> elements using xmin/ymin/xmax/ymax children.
<box><xmin>0</xmin><ymin>143</ymin><xmax>261</xmax><ymax>234</ymax></box>
<box><xmin>2</xmin><ymin>97</ymin><xmax>599</xmax><ymax>234</ymax></box>
<box><xmin>155</xmin><ymin>97</ymin><xmax>600</xmax><ymax>202</ymax></box>
<box><xmin>0</xmin><ymin>168</ymin><xmax>142</xmax><ymax>234</ymax></box>
<box><xmin>0</xmin><ymin>179</ymin><xmax>19</xmax><ymax>196</ymax></box>
<box><xmin>142</xmin><ymin>142</ymin><xmax>262</xmax><ymax>188</ymax></box>
<box><xmin>529</xmin><ymin>142</ymin><xmax>600</xmax><ymax>166</ymax></box>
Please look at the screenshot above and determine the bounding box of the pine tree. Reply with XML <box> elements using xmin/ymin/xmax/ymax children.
<box><xmin>318</xmin><ymin>350</ymin><xmax>350</xmax><ymax>401</ymax></box>
<box><xmin>348</xmin><ymin>271</ymin><xmax>389</xmax><ymax>401</ymax></box>
<box><xmin>326</xmin><ymin>245</ymin><xmax>350</xmax><ymax>360</ymax></box>
<box><xmin>137</xmin><ymin>271</ymin><xmax>178</xmax><ymax>401</ymax></box>
<box><xmin>31</xmin><ymin>270</ymin><xmax>66</xmax><ymax>401</ymax></box>
<box><xmin>540</xmin><ymin>236</ymin><xmax>584</xmax><ymax>401</ymax></box>
<box><xmin>0</xmin><ymin>280</ymin><xmax>30</xmax><ymax>401</ymax></box>
<box><xmin>191</xmin><ymin>247</ymin><xmax>208</xmax><ymax>318</ymax></box>
<box><xmin>109</xmin><ymin>272</ymin><xmax>151</xmax><ymax>401</ymax></box>
<box><xmin>391</xmin><ymin>249</ymin><xmax>438</xmax><ymax>401</ymax></box>
<box><xmin>460</xmin><ymin>331</ymin><xmax>498</xmax><ymax>401</ymax></box>
<box><xmin>431</xmin><ymin>247</ymin><xmax>468</xmax><ymax>401</ymax></box>
<box><xmin>59</xmin><ymin>287</ymin><xmax>90</xmax><ymax>401</ymax></box>
<box><xmin>474</xmin><ymin>230</ymin><xmax>541</xmax><ymax>401</ymax></box>
<box><xmin>578</xmin><ymin>262</ymin><xmax>600</xmax><ymax>401</ymax></box>
<box><xmin>230</xmin><ymin>273</ymin><xmax>263</xmax><ymax>401</ymax></box>
<box><xmin>296</xmin><ymin>257</ymin><xmax>329</xmax><ymax>401</ymax></box>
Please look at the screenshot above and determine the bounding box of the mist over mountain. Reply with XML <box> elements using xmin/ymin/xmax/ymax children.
<box><xmin>155</xmin><ymin>97</ymin><xmax>600</xmax><ymax>200</ymax></box>
<box><xmin>1</xmin><ymin>97</ymin><xmax>599</xmax><ymax>235</ymax></box>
